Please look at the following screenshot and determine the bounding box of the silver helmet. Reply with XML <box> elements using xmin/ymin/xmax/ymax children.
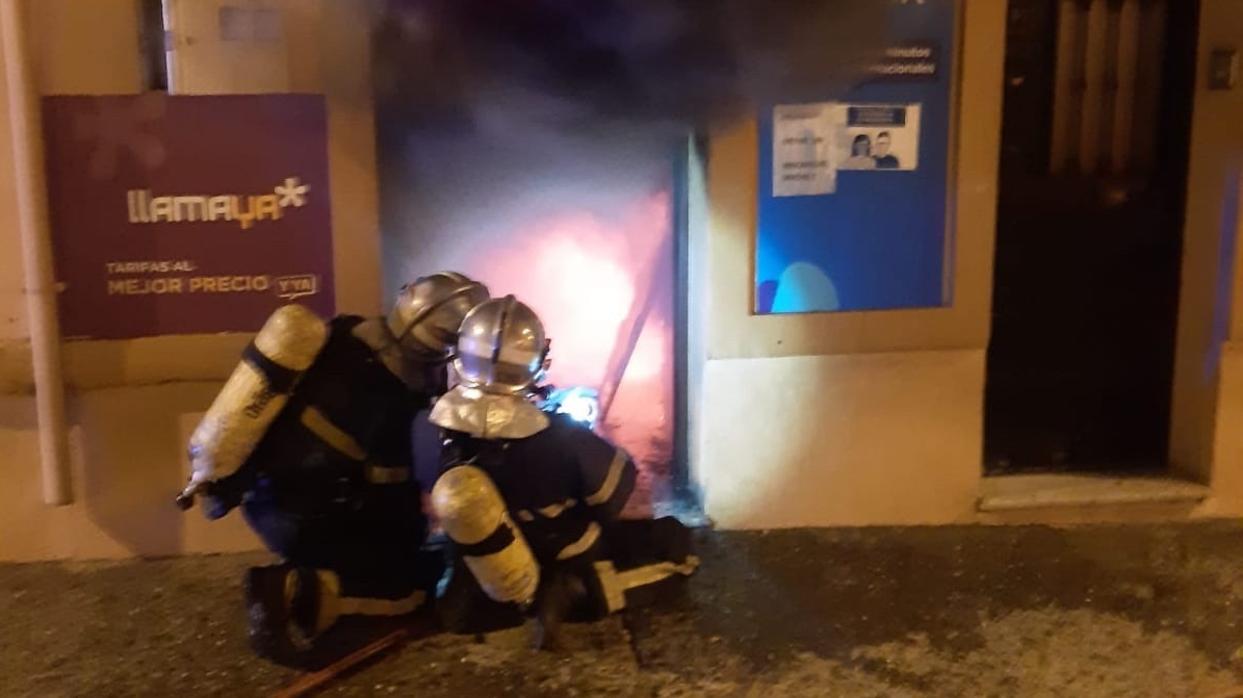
<box><xmin>387</xmin><ymin>272</ymin><xmax>490</xmax><ymax>357</ymax></box>
<box><xmin>454</xmin><ymin>296</ymin><xmax>548</xmax><ymax>395</ymax></box>
<box><xmin>429</xmin><ymin>295</ymin><xmax>551</xmax><ymax>439</ymax></box>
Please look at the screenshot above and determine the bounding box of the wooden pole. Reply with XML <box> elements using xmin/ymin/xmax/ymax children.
<box><xmin>270</xmin><ymin>628</ymin><xmax>411</xmax><ymax>698</ymax></box>
<box><xmin>597</xmin><ymin>230</ymin><xmax>673</xmax><ymax>426</ymax></box>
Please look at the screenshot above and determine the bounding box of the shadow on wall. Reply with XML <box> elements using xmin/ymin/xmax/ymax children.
<box><xmin>71</xmin><ymin>383</ymin><xmax>221</xmax><ymax>557</ymax></box>
<box><xmin>1</xmin><ymin>380</ymin><xmax>230</xmax><ymax>558</ymax></box>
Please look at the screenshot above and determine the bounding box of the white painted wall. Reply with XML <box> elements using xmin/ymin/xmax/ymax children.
<box><xmin>699</xmin><ymin>351</ymin><xmax>984</xmax><ymax>528</ymax></box>
<box><xmin>1170</xmin><ymin>0</ymin><xmax>1243</xmax><ymax>486</ymax></box>
<box><xmin>1204</xmin><ymin>343</ymin><xmax>1243</xmax><ymax>515</ymax></box>
<box><xmin>6</xmin><ymin>0</ymin><xmax>1243</xmax><ymax>558</ymax></box>
<box><xmin>0</xmin><ymin>0</ymin><xmax>379</xmax><ymax>561</ymax></box>
<box><xmin>164</xmin><ymin>0</ymin><xmax>292</xmax><ymax>94</ymax></box>
<box><xmin>0</xmin><ymin>39</ymin><xmax>23</xmax><ymax>344</ymax></box>
<box><xmin>692</xmin><ymin>1</ymin><xmax>1006</xmax><ymax>528</ymax></box>
<box><xmin>684</xmin><ymin>138</ymin><xmax>709</xmax><ymax>498</ymax></box>
<box><xmin>691</xmin><ymin>0</ymin><xmax>1243</xmax><ymax>529</ymax></box>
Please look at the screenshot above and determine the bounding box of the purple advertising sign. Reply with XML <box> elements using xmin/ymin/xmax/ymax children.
<box><xmin>42</xmin><ymin>94</ymin><xmax>335</xmax><ymax>340</ymax></box>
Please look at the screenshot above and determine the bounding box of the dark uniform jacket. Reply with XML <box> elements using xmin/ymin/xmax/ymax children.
<box><xmin>442</xmin><ymin>413</ymin><xmax>637</xmax><ymax>565</ymax></box>
<box><xmin>224</xmin><ymin>315</ymin><xmax>445</xmax><ymax>519</ymax></box>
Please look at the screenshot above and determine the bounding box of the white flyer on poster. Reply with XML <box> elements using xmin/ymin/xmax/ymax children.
<box><xmin>772</xmin><ymin>103</ymin><xmax>836</xmax><ymax>197</ymax></box>
<box><xmin>834</xmin><ymin>103</ymin><xmax>921</xmax><ymax>171</ymax></box>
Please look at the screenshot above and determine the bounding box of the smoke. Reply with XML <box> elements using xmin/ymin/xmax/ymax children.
<box><xmin>367</xmin><ymin>3</ymin><xmax>891</xmax><ymax>502</ymax></box>
<box><xmin>370</xmin><ymin>0</ymin><xmax>888</xmax><ymax>136</ymax></box>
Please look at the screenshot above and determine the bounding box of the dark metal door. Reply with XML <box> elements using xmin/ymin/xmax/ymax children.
<box><xmin>985</xmin><ymin>0</ymin><xmax>1199</xmax><ymax>473</ymax></box>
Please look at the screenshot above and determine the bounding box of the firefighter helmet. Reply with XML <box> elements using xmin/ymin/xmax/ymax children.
<box><xmin>454</xmin><ymin>295</ymin><xmax>548</xmax><ymax>394</ymax></box>
<box><xmin>430</xmin><ymin>296</ymin><xmax>551</xmax><ymax>439</ymax></box>
<box><xmin>387</xmin><ymin>271</ymin><xmax>490</xmax><ymax>357</ymax></box>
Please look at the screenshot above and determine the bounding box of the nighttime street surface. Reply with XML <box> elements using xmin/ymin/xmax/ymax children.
<box><xmin>7</xmin><ymin>523</ymin><xmax>1243</xmax><ymax>696</ymax></box>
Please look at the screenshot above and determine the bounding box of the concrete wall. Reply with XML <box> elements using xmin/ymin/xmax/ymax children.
<box><xmin>1171</xmin><ymin>0</ymin><xmax>1243</xmax><ymax>499</ymax></box>
<box><xmin>0</xmin><ymin>0</ymin><xmax>145</xmax><ymax>347</ymax></box>
<box><xmin>0</xmin><ymin>0</ymin><xmax>379</xmax><ymax>561</ymax></box>
<box><xmin>1204</xmin><ymin>343</ymin><xmax>1243</xmax><ymax>516</ymax></box>
<box><xmin>693</xmin><ymin>1</ymin><xmax>1006</xmax><ymax>528</ymax></box>
<box><xmin>694</xmin><ymin>0</ymin><xmax>1243</xmax><ymax>529</ymax></box>
<box><xmin>1197</xmin><ymin>0</ymin><xmax>1243</xmax><ymax>517</ymax></box>
<box><xmin>7</xmin><ymin>0</ymin><xmax>1243</xmax><ymax>556</ymax></box>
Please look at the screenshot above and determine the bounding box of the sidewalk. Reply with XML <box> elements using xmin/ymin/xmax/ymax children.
<box><xmin>5</xmin><ymin>522</ymin><xmax>1243</xmax><ymax>696</ymax></box>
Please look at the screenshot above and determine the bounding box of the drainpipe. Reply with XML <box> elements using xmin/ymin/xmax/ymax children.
<box><xmin>1</xmin><ymin>0</ymin><xmax>72</xmax><ymax>505</ymax></box>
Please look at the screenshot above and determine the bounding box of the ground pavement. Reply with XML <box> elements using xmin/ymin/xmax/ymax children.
<box><xmin>6</xmin><ymin>523</ymin><xmax>1243</xmax><ymax>696</ymax></box>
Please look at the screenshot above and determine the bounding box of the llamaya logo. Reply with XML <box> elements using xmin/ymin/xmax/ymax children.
<box><xmin>125</xmin><ymin>177</ymin><xmax>310</xmax><ymax>230</ymax></box>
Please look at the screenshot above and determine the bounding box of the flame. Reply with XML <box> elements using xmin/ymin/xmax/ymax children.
<box><xmin>474</xmin><ymin>191</ymin><xmax>670</xmax><ymax>390</ymax></box>
<box><xmin>400</xmin><ymin>185</ymin><xmax>675</xmax><ymax>512</ymax></box>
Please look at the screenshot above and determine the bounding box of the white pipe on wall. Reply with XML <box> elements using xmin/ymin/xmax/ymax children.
<box><xmin>1</xmin><ymin>0</ymin><xmax>72</xmax><ymax>505</ymax></box>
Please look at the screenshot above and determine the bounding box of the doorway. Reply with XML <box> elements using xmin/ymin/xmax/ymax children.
<box><xmin>984</xmin><ymin>0</ymin><xmax>1200</xmax><ymax>474</ymax></box>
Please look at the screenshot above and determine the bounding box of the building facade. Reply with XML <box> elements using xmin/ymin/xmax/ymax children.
<box><xmin>3</xmin><ymin>0</ymin><xmax>1243</xmax><ymax>561</ymax></box>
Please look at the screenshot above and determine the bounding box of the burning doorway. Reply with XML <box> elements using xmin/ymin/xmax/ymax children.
<box><xmin>376</xmin><ymin>121</ymin><xmax>682</xmax><ymax>515</ymax></box>
<box><xmin>369</xmin><ymin>0</ymin><xmax>889</xmax><ymax>515</ymax></box>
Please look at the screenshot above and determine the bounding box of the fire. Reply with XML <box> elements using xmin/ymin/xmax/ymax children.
<box><xmin>409</xmin><ymin>188</ymin><xmax>675</xmax><ymax>512</ymax></box>
<box><xmin>473</xmin><ymin>192</ymin><xmax>670</xmax><ymax>392</ymax></box>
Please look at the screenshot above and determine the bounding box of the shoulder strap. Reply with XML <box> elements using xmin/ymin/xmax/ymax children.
<box><xmin>241</xmin><ymin>342</ymin><xmax>300</xmax><ymax>394</ymax></box>
<box><xmin>330</xmin><ymin>314</ymin><xmax>366</xmax><ymax>333</ymax></box>
<box><xmin>440</xmin><ymin>432</ymin><xmax>509</xmax><ymax>472</ymax></box>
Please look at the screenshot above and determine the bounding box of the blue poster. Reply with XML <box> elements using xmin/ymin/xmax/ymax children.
<box><xmin>756</xmin><ymin>0</ymin><xmax>956</xmax><ymax>314</ymax></box>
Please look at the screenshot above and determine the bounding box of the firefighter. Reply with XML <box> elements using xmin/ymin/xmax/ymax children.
<box><xmin>428</xmin><ymin>296</ymin><xmax>699</xmax><ymax>650</ymax></box>
<box><xmin>180</xmin><ymin>271</ymin><xmax>489</xmax><ymax>663</ymax></box>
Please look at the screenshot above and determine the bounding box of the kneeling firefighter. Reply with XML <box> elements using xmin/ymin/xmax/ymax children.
<box><xmin>428</xmin><ymin>296</ymin><xmax>699</xmax><ymax>649</ymax></box>
<box><xmin>178</xmin><ymin>271</ymin><xmax>489</xmax><ymax>663</ymax></box>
